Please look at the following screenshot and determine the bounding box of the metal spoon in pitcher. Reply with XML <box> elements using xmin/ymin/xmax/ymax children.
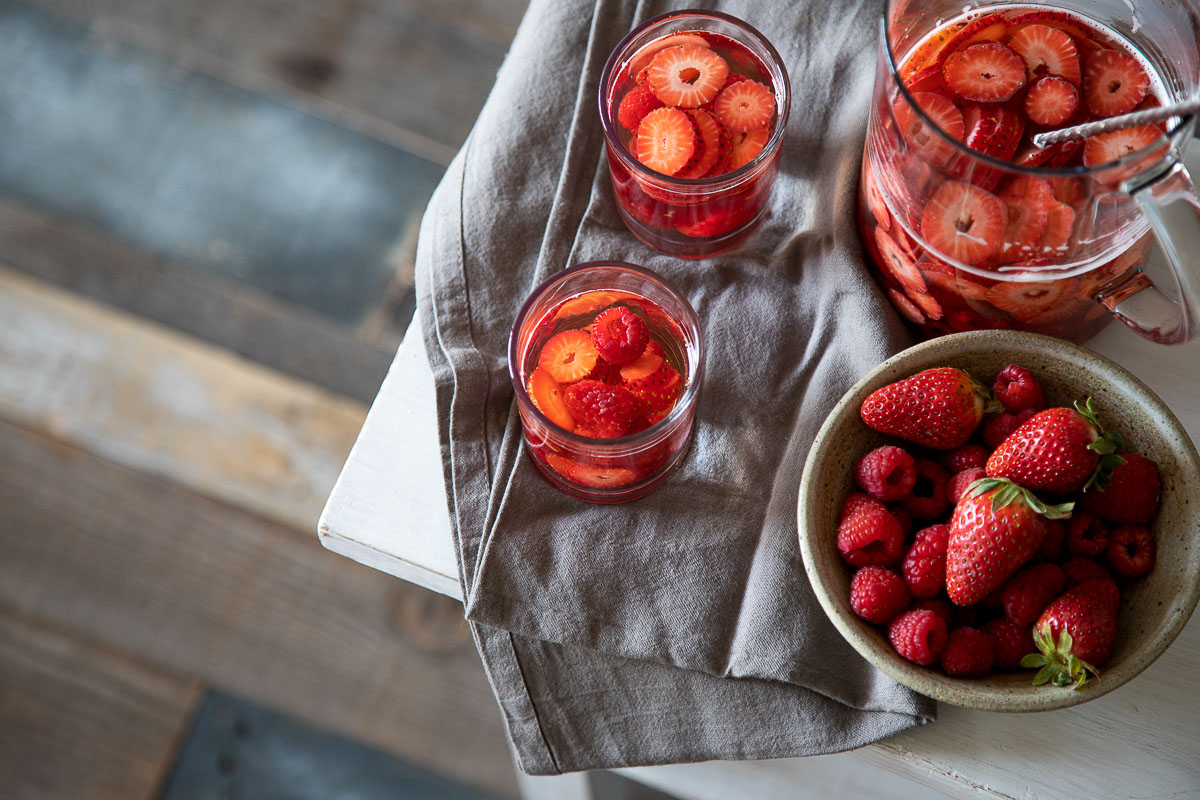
<box><xmin>1032</xmin><ymin>99</ymin><xmax>1200</xmax><ymax>148</ymax></box>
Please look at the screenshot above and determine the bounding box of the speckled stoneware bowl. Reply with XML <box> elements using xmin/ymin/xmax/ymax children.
<box><xmin>798</xmin><ymin>330</ymin><xmax>1200</xmax><ymax>712</ymax></box>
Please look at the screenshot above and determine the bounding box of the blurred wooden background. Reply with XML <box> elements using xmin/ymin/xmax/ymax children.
<box><xmin>0</xmin><ymin>0</ymin><xmax>531</xmax><ymax>796</ymax></box>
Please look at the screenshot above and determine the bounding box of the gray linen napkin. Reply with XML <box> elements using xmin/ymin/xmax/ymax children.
<box><xmin>416</xmin><ymin>0</ymin><xmax>935</xmax><ymax>775</ymax></box>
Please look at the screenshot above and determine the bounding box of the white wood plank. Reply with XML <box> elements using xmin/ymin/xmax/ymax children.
<box><xmin>0</xmin><ymin>266</ymin><xmax>366</xmax><ymax>535</ymax></box>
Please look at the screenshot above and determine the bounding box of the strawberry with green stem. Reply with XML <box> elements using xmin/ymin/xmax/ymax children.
<box><xmin>1021</xmin><ymin>578</ymin><xmax>1120</xmax><ymax>688</ymax></box>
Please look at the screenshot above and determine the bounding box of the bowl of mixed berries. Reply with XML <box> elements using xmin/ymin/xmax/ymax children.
<box><xmin>798</xmin><ymin>330</ymin><xmax>1200</xmax><ymax>710</ymax></box>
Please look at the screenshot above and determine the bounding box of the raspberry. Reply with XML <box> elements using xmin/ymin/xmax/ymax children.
<box><xmin>854</xmin><ymin>445</ymin><xmax>917</xmax><ymax>502</ymax></box>
<box><xmin>586</xmin><ymin>356</ymin><xmax>623</xmax><ymax>384</ymax></box>
<box><xmin>911</xmin><ymin>597</ymin><xmax>953</xmax><ymax>628</ymax></box>
<box><xmin>590</xmin><ymin>308</ymin><xmax>650</xmax><ymax>366</ymax></box>
<box><xmin>889</xmin><ymin>609</ymin><xmax>949</xmax><ymax>666</ymax></box>
<box><xmin>1034</xmin><ymin>519</ymin><xmax>1065</xmax><ymax>562</ymax></box>
<box><xmin>1107</xmin><ymin>525</ymin><xmax>1156</xmax><ymax>579</ymax></box>
<box><xmin>563</xmin><ymin>380</ymin><xmax>640</xmax><ymax>437</ymax></box>
<box><xmin>1080</xmin><ymin>453</ymin><xmax>1161</xmax><ymax>524</ymax></box>
<box><xmin>1066</xmin><ymin>512</ymin><xmax>1110</xmax><ymax>558</ymax></box>
<box><xmin>947</xmin><ymin>467</ymin><xmax>986</xmax><ymax>504</ymax></box>
<box><xmin>902</xmin><ymin>459</ymin><xmax>949</xmax><ymax>520</ymax></box>
<box><xmin>992</xmin><ymin>364</ymin><xmax>1046</xmax><ymax>413</ymax></box>
<box><xmin>1062</xmin><ymin>556</ymin><xmax>1114</xmax><ymax>588</ymax></box>
<box><xmin>941</xmin><ymin>443</ymin><xmax>988</xmax><ymax>473</ymax></box>
<box><xmin>836</xmin><ymin>495</ymin><xmax>905</xmax><ymax>567</ymax></box>
<box><xmin>840</xmin><ymin>492</ymin><xmax>880</xmax><ymax>520</ymax></box>
<box><xmin>982</xmin><ymin>409</ymin><xmax>1035</xmax><ymax>448</ymax></box>
<box><xmin>888</xmin><ymin>506</ymin><xmax>914</xmax><ymax>536</ymax></box>
<box><xmin>901</xmin><ymin>524</ymin><xmax>950</xmax><ymax>598</ymax></box>
<box><xmin>1001</xmin><ymin>563</ymin><xmax>1066</xmax><ymax>625</ymax></box>
<box><xmin>849</xmin><ymin>566</ymin><xmax>911</xmax><ymax>625</ymax></box>
<box><xmin>617</xmin><ymin>84</ymin><xmax>665</xmax><ymax>130</ymax></box>
<box><xmin>982</xmin><ymin>618</ymin><xmax>1031</xmax><ymax>670</ymax></box>
<box><xmin>940</xmin><ymin>627</ymin><xmax>995</xmax><ymax>678</ymax></box>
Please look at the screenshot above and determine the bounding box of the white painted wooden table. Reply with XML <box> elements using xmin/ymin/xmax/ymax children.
<box><xmin>319</xmin><ymin>160</ymin><xmax>1200</xmax><ymax>798</ymax></box>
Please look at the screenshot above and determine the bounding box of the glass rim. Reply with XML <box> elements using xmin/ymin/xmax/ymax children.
<box><xmin>507</xmin><ymin>260</ymin><xmax>704</xmax><ymax>452</ymax></box>
<box><xmin>881</xmin><ymin>7</ymin><xmax>1197</xmax><ymax>178</ymax></box>
<box><xmin>597</xmin><ymin>8</ymin><xmax>792</xmax><ymax>190</ymax></box>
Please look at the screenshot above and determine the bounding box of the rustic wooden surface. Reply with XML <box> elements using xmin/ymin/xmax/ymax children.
<box><xmin>320</xmin><ymin>273</ymin><xmax>1200</xmax><ymax>799</ymax></box>
<box><xmin>0</xmin><ymin>606</ymin><xmax>202</xmax><ymax>800</ymax></box>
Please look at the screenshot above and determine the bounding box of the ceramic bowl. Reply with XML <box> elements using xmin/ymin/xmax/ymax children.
<box><xmin>797</xmin><ymin>330</ymin><xmax>1200</xmax><ymax>711</ymax></box>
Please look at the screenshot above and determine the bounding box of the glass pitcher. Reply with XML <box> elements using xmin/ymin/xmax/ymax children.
<box><xmin>859</xmin><ymin>0</ymin><xmax>1200</xmax><ymax>344</ymax></box>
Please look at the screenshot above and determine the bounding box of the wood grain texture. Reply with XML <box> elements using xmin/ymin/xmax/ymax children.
<box><xmin>0</xmin><ymin>419</ymin><xmax>519</xmax><ymax>799</ymax></box>
<box><xmin>24</xmin><ymin>0</ymin><xmax>529</xmax><ymax>166</ymax></box>
<box><xmin>0</xmin><ymin>606</ymin><xmax>201</xmax><ymax>800</ymax></box>
<box><xmin>0</xmin><ymin>266</ymin><xmax>365</xmax><ymax>535</ymax></box>
<box><xmin>0</xmin><ymin>196</ymin><xmax>394</xmax><ymax>403</ymax></box>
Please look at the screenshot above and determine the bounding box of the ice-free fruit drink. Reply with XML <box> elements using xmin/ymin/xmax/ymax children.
<box><xmin>860</xmin><ymin>5</ymin><xmax>1175</xmax><ymax>343</ymax></box>
<box><xmin>599</xmin><ymin>11</ymin><xmax>790</xmax><ymax>258</ymax></box>
<box><xmin>508</xmin><ymin>262</ymin><xmax>702</xmax><ymax>503</ymax></box>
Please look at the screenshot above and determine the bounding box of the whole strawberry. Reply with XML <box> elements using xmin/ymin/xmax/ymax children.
<box><xmin>986</xmin><ymin>398</ymin><xmax>1123</xmax><ymax>495</ymax></box>
<box><xmin>945</xmin><ymin>477</ymin><xmax>1072</xmax><ymax>606</ymax></box>
<box><xmin>861</xmin><ymin>367</ymin><xmax>998</xmax><ymax>450</ymax></box>
<box><xmin>1022</xmin><ymin>579</ymin><xmax>1120</xmax><ymax>688</ymax></box>
<box><xmin>1079</xmin><ymin>453</ymin><xmax>1161</xmax><ymax>524</ymax></box>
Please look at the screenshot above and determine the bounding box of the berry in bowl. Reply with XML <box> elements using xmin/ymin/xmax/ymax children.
<box><xmin>508</xmin><ymin>261</ymin><xmax>703</xmax><ymax>503</ymax></box>
<box><xmin>798</xmin><ymin>331</ymin><xmax>1200</xmax><ymax>710</ymax></box>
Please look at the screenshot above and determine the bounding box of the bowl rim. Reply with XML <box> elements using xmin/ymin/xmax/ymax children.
<box><xmin>797</xmin><ymin>330</ymin><xmax>1200</xmax><ymax>712</ymax></box>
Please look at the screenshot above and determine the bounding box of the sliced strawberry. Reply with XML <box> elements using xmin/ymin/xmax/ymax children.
<box><xmin>647</xmin><ymin>44</ymin><xmax>729</xmax><ymax>108</ymax></box>
<box><xmin>1024</xmin><ymin>76</ymin><xmax>1079</xmax><ymax>126</ymax></box>
<box><xmin>1083</xmin><ymin>50</ymin><xmax>1149</xmax><ymax>117</ymax></box>
<box><xmin>920</xmin><ymin>180</ymin><xmax>1006</xmax><ymax>265</ymax></box>
<box><xmin>907</xmin><ymin>289</ymin><xmax>944</xmax><ymax>321</ymax></box>
<box><xmin>943</xmin><ymin>43</ymin><xmax>1027</xmax><ymax>102</ymax></box>
<box><xmin>617</xmin><ymin>351</ymin><xmax>663</xmax><ymax>382</ymax></box>
<box><xmin>538</xmin><ymin>329</ymin><xmax>598</xmax><ymax>383</ymax></box>
<box><xmin>904</xmin><ymin>65</ymin><xmax>948</xmax><ymax>94</ymax></box>
<box><xmin>875</xmin><ymin>227</ymin><xmax>927</xmax><ymax>295</ymax></box>
<box><xmin>1038</xmin><ymin>199</ymin><xmax>1075</xmax><ymax>253</ymax></box>
<box><xmin>1015</xmin><ymin>144</ymin><xmax>1055</xmax><ymax>167</ymax></box>
<box><xmin>986</xmin><ymin>274</ymin><xmax>1076</xmax><ymax>322</ymax></box>
<box><xmin>702</xmin><ymin>123</ymin><xmax>733</xmax><ymax>177</ymax></box>
<box><xmin>1050</xmin><ymin>176</ymin><xmax>1084</xmax><ymax>205</ymax></box>
<box><xmin>998</xmin><ymin>177</ymin><xmax>1052</xmax><ymax>261</ymax></box>
<box><xmin>678</xmin><ymin>109</ymin><xmax>722</xmax><ymax>179</ymax></box>
<box><xmin>1045</xmin><ymin>138</ymin><xmax>1084</xmax><ymax>168</ymax></box>
<box><xmin>635</xmin><ymin>107</ymin><xmax>696</xmax><ymax>175</ymax></box>
<box><xmin>1005</xmin><ymin>10</ymin><xmax>1094</xmax><ymax>43</ymax></box>
<box><xmin>1008</xmin><ymin>24</ymin><xmax>1081</xmax><ymax>85</ymax></box>
<box><xmin>864</xmin><ymin>166</ymin><xmax>892</xmax><ymax>231</ymax></box>
<box><xmin>526</xmin><ymin>367</ymin><xmax>576</xmax><ymax>431</ymax></box>
<box><xmin>617</xmin><ymin>84</ymin><xmax>665</xmax><ymax>131</ymax></box>
<box><xmin>623</xmin><ymin>360</ymin><xmax>682</xmax><ymax>419</ymax></box>
<box><xmin>544</xmin><ymin>452</ymin><xmax>637</xmax><ymax>489</ymax></box>
<box><xmin>675</xmin><ymin>205</ymin><xmax>751</xmax><ymax>238</ymax></box>
<box><xmin>962</xmin><ymin>104</ymin><xmax>1023</xmax><ymax>160</ymax></box>
<box><xmin>712</xmin><ymin>79</ymin><xmax>775</xmax><ymax>133</ymax></box>
<box><xmin>627</xmin><ymin>33</ymin><xmax>711</xmax><ymax>81</ymax></box>
<box><xmin>729</xmin><ymin>126</ymin><xmax>770</xmax><ymax>170</ymax></box>
<box><xmin>888</xmin><ymin>288</ymin><xmax>927</xmax><ymax>325</ymax></box>
<box><xmin>894</xmin><ymin>92</ymin><xmax>965</xmax><ymax>167</ymax></box>
<box><xmin>931</xmin><ymin>12</ymin><xmax>1010</xmax><ymax>70</ymax></box>
<box><xmin>1081</xmin><ymin>124</ymin><xmax>1164</xmax><ymax>167</ymax></box>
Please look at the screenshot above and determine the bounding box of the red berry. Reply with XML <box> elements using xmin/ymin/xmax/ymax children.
<box><xmin>647</xmin><ymin>43</ymin><xmax>729</xmax><ymax>108</ymax></box>
<box><xmin>1107</xmin><ymin>525</ymin><xmax>1156</xmax><ymax>579</ymax></box>
<box><xmin>894</xmin><ymin>92</ymin><xmax>965</xmax><ymax>166</ymax></box>
<box><xmin>712</xmin><ymin>79</ymin><xmax>775</xmax><ymax>133</ymax></box>
<box><xmin>889</xmin><ymin>609</ymin><xmax>949</xmax><ymax>666</ymax></box>
<box><xmin>986</xmin><ymin>402</ymin><xmax>1121</xmax><ymax>495</ymax></box>
<box><xmin>991</xmin><ymin>364</ymin><xmax>1046</xmax><ymax>414</ymax></box>
<box><xmin>1008</xmin><ymin>24</ymin><xmax>1081</xmax><ymax>85</ymax></box>
<box><xmin>1034</xmin><ymin>519</ymin><xmax>1065</xmax><ymax>562</ymax></box>
<box><xmin>901</xmin><ymin>524</ymin><xmax>951</xmax><ymax>599</ymax></box>
<box><xmin>1002</xmin><ymin>563</ymin><xmax>1066</xmax><ymax>626</ymax></box>
<box><xmin>617</xmin><ymin>84</ymin><xmax>665</xmax><ymax>130</ymax></box>
<box><xmin>1081</xmin><ymin>125</ymin><xmax>1163</xmax><ymax>167</ymax></box>
<box><xmin>1024</xmin><ymin>75</ymin><xmax>1079</xmax><ymax>126</ymax></box>
<box><xmin>590</xmin><ymin>307</ymin><xmax>649</xmax><ymax>366</ymax></box>
<box><xmin>1066</xmin><ymin>512</ymin><xmax>1110</xmax><ymax>558</ymax></box>
<box><xmin>563</xmin><ymin>380</ymin><xmax>641</xmax><ymax>438</ymax></box>
<box><xmin>1036</xmin><ymin>579</ymin><xmax>1120</xmax><ymax>666</ymax></box>
<box><xmin>677</xmin><ymin>109</ymin><xmax>723</xmax><ymax>179</ymax></box>
<box><xmin>526</xmin><ymin>368</ymin><xmax>577</xmax><ymax>431</ymax></box>
<box><xmin>621</xmin><ymin>357</ymin><xmax>681</xmax><ymax>422</ymax></box>
<box><xmin>1062</xmin><ymin>556</ymin><xmax>1114</xmax><ymax>588</ymax></box>
<box><xmin>941</xmin><ymin>443</ymin><xmax>988</xmax><ymax>473</ymax></box>
<box><xmin>840</xmin><ymin>492</ymin><xmax>881</xmax><ymax>520</ymax></box>
<box><xmin>921</xmin><ymin>181</ymin><xmax>1006</xmax><ymax>266</ymax></box>
<box><xmin>860</xmin><ymin>367</ymin><xmax>991</xmax><ymax>450</ymax></box>
<box><xmin>850</xmin><ymin>566</ymin><xmax>911</xmax><ymax>625</ymax></box>
<box><xmin>635</xmin><ymin>107</ymin><xmax>697</xmax><ymax>175</ymax></box>
<box><xmin>1079</xmin><ymin>453</ymin><xmax>1161</xmax><ymax>524</ymax></box>
<box><xmin>982</xmin><ymin>408</ymin><xmax>1035</xmax><ymax>448</ymax></box>
<box><xmin>1083</xmin><ymin>49</ymin><xmax>1149</xmax><ymax>117</ymax></box>
<box><xmin>944</xmin><ymin>42</ymin><xmax>1027</xmax><ymax>102</ymax></box>
<box><xmin>728</xmin><ymin>126</ymin><xmax>770</xmax><ymax>170</ymax></box>
<box><xmin>947</xmin><ymin>467</ymin><xmax>986</xmax><ymax>504</ymax></box>
<box><xmin>538</xmin><ymin>329</ymin><xmax>599</xmax><ymax>383</ymax></box>
<box><xmin>983</xmin><ymin>618</ymin><xmax>1032</xmax><ymax>670</ymax></box>
<box><xmin>998</xmin><ymin>182</ymin><xmax>1051</xmax><ymax>262</ymax></box>
<box><xmin>940</xmin><ymin>626</ymin><xmax>995</xmax><ymax>678</ymax></box>
<box><xmin>837</xmin><ymin>495</ymin><xmax>905</xmax><ymax>567</ymax></box>
<box><xmin>903</xmin><ymin>459</ymin><xmax>950</xmax><ymax>520</ymax></box>
<box><xmin>911</xmin><ymin>598</ymin><xmax>954</xmax><ymax>628</ymax></box>
<box><xmin>854</xmin><ymin>445</ymin><xmax>917</xmax><ymax>502</ymax></box>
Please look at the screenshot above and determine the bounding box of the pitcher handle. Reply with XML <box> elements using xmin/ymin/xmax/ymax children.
<box><xmin>1099</xmin><ymin>160</ymin><xmax>1200</xmax><ymax>344</ymax></box>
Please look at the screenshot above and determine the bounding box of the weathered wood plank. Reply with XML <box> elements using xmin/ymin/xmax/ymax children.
<box><xmin>0</xmin><ymin>266</ymin><xmax>366</xmax><ymax>535</ymax></box>
<box><xmin>0</xmin><ymin>606</ymin><xmax>202</xmax><ymax>800</ymax></box>
<box><xmin>0</xmin><ymin>419</ymin><xmax>519</xmax><ymax>799</ymax></box>
<box><xmin>0</xmin><ymin>196</ymin><xmax>395</xmax><ymax>403</ymax></box>
<box><xmin>24</xmin><ymin>0</ymin><xmax>529</xmax><ymax>166</ymax></box>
